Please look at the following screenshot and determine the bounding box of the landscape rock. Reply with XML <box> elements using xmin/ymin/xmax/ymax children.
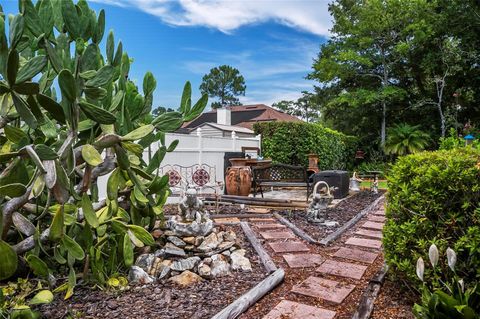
<box><xmin>198</xmin><ymin>233</ymin><xmax>221</xmax><ymax>252</ymax></box>
<box><xmin>170</xmin><ymin>257</ymin><xmax>201</xmax><ymax>272</ymax></box>
<box><xmin>157</xmin><ymin>265</ymin><xmax>171</xmax><ymax>279</ymax></box>
<box><xmin>167</xmin><ymin>236</ymin><xmax>186</xmax><ymax>247</ymax></box>
<box><xmin>169</xmin><ymin>270</ymin><xmax>203</xmax><ymax>287</ymax></box>
<box><xmin>164</xmin><ymin>243</ymin><xmax>186</xmax><ymax>257</ymax></box>
<box><xmin>183</xmin><ymin>237</ymin><xmax>195</xmax><ymax>245</ymax></box>
<box><xmin>210</xmin><ymin>254</ymin><xmax>231</xmax><ymax>277</ymax></box>
<box><xmin>128</xmin><ymin>266</ymin><xmax>155</xmax><ymax>284</ymax></box>
<box><xmin>230</xmin><ymin>249</ymin><xmax>252</xmax><ymax>271</ymax></box>
<box><xmin>198</xmin><ymin>263</ymin><xmax>212</xmax><ymax>278</ymax></box>
<box><xmin>134</xmin><ymin>254</ymin><xmax>155</xmax><ymax>273</ymax></box>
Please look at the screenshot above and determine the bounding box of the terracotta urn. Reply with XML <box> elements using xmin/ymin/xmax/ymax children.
<box><xmin>225</xmin><ymin>158</ymin><xmax>252</xmax><ymax>196</ymax></box>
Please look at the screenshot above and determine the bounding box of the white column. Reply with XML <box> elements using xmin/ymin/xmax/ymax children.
<box><xmin>197</xmin><ymin>127</ymin><xmax>203</xmax><ymax>165</ymax></box>
<box><xmin>231</xmin><ymin>131</ymin><xmax>237</xmax><ymax>151</ymax></box>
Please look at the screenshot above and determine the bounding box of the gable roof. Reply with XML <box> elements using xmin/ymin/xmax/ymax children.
<box><xmin>183</xmin><ymin>104</ymin><xmax>301</xmax><ymax>130</ymax></box>
<box><xmin>200</xmin><ymin>122</ymin><xmax>254</xmax><ymax>134</ymax></box>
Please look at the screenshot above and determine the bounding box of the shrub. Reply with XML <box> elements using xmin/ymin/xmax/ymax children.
<box><xmin>383</xmin><ymin>148</ymin><xmax>480</xmax><ymax>290</ymax></box>
<box><xmin>253</xmin><ymin>121</ymin><xmax>357</xmax><ymax>170</ymax></box>
<box><xmin>0</xmin><ymin>0</ymin><xmax>206</xmax><ymax>300</ymax></box>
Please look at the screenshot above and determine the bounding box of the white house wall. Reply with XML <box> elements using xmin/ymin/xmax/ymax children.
<box><xmin>96</xmin><ymin>130</ymin><xmax>261</xmax><ymax>199</ymax></box>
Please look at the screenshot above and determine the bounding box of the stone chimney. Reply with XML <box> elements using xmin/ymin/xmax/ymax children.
<box><xmin>217</xmin><ymin>107</ymin><xmax>231</xmax><ymax>126</ymax></box>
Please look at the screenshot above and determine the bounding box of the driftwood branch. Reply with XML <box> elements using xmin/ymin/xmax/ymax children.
<box><xmin>319</xmin><ymin>195</ymin><xmax>385</xmax><ymax>246</ymax></box>
<box><xmin>1</xmin><ymin>184</ymin><xmax>34</xmax><ymax>239</ymax></box>
<box><xmin>273</xmin><ymin>212</ymin><xmax>318</xmax><ymax>244</ymax></box>
<box><xmin>240</xmin><ymin>222</ymin><xmax>277</xmax><ymax>273</ymax></box>
<box><xmin>352</xmin><ymin>264</ymin><xmax>388</xmax><ymax>319</ymax></box>
<box><xmin>211</xmin><ymin>268</ymin><xmax>285</xmax><ymax>319</ymax></box>
<box><xmin>12</xmin><ymin>199</ymin><xmax>107</xmax><ymax>254</ymax></box>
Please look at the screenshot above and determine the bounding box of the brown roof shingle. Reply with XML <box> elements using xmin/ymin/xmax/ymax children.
<box><xmin>182</xmin><ymin>104</ymin><xmax>301</xmax><ymax>130</ymax></box>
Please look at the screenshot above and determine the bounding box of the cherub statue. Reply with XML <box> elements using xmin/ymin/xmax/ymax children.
<box><xmin>179</xmin><ymin>187</ymin><xmax>205</xmax><ymax>222</ymax></box>
<box><xmin>307</xmin><ymin>181</ymin><xmax>333</xmax><ymax>223</ymax></box>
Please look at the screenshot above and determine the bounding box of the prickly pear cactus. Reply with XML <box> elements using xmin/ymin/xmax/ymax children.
<box><xmin>0</xmin><ymin>0</ymin><xmax>206</xmax><ymax>297</ymax></box>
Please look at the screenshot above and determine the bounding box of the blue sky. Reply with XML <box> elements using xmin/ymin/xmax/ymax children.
<box><xmin>3</xmin><ymin>0</ymin><xmax>331</xmax><ymax>110</ymax></box>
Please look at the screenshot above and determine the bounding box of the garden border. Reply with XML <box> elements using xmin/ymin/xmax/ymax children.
<box><xmin>319</xmin><ymin>194</ymin><xmax>385</xmax><ymax>246</ymax></box>
<box><xmin>209</xmin><ymin>221</ymin><xmax>283</xmax><ymax>319</ymax></box>
<box><xmin>351</xmin><ymin>263</ymin><xmax>389</xmax><ymax>319</ymax></box>
<box><xmin>272</xmin><ymin>212</ymin><xmax>318</xmax><ymax>244</ymax></box>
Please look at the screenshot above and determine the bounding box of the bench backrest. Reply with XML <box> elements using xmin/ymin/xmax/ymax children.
<box><xmin>253</xmin><ymin>163</ymin><xmax>307</xmax><ymax>183</ymax></box>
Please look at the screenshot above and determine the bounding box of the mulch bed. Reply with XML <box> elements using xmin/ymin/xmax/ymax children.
<box><xmin>38</xmin><ymin>225</ymin><xmax>268</xmax><ymax>319</ymax></box>
<box><xmin>240</xmin><ymin>220</ymin><xmax>386</xmax><ymax>318</ymax></box>
<box><xmin>371</xmin><ymin>276</ymin><xmax>416</xmax><ymax>319</ymax></box>
<box><xmin>277</xmin><ymin>191</ymin><xmax>383</xmax><ymax>241</ymax></box>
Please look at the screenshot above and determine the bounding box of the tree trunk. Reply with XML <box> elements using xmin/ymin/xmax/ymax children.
<box><xmin>381</xmin><ymin>49</ymin><xmax>388</xmax><ymax>146</ymax></box>
<box><xmin>436</xmin><ymin>72</ymin><xmax>448</xmax><ymax>138</ymax></box>
<box><xmin>381</xmin><ymin>100</ymin><xmax>386</xmax><ymax>146</ymax></box>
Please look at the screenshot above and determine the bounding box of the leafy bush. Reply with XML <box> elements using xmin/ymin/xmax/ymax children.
<box><xmin>0</xmin><ymin>0</ymin><xmax>206</xmax><ymax>299</ymax></box>
<box><xmin>439</xmin><ymin>128</ymin><xmax>480</xmax><ymax>150</ymax></box>
<box><xmin>253</xmin><ymin>121</ymin><xmax>356</xmax><ymax>170</ymax></box>
<box><xmin>383</xmin><ymin>148</ymin><xmax>480</xmax><ymax>290</ymax></box>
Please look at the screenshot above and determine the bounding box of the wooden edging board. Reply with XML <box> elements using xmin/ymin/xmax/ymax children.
<box><xmin>273</xmin><ymin>212</ymin><xmax>318</xmax><ymax>245</ymax></box>
<box><xmin>351</xmin><ymin>264</ymin><xmax>389</xmax><ymax>319</ymax></box>
<box><xmin>240</xmin><ymin>221</ymin><xmax>278</xmax><ymax>273</ymax></box>
<box><xmin>319</xmin><ymin>194</ymin><xmax>385</xmax><ymax>246</ymax></box>
<box><xmin>211</xmin><ymin>268</ymin><xmax>285</xmax><ymax>319</ymax></box>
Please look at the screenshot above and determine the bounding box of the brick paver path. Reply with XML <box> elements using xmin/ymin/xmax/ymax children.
<box><xmin>240</xmin><ymin>196</ymin><xmax>386</xmax><ymax>319</ymax></box>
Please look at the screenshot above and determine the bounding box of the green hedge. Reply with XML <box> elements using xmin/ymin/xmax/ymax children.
<box><xmin>253</xmin><ymin>122</ymin><xmax>357</xmax><ymax>170</ymax></box>
<box><xmin>384</xmin><ymin>148</ymin><xmax>480</xmax><ymax>289</ymax></box>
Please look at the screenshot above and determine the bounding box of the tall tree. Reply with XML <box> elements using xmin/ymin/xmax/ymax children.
<box><xmin>309</xmin><ymin>0</ymin><xmax>421</xmax><ymax>146</ymax></box>
<box><xmin>273</xmin><ymin>91</ymin><xmax>320</xmax><ymax>122</ymax></box>
<box><xmin>200</xmin><ymin>65</ymin><xmax>246</xmax><ymax>108</ymax></box>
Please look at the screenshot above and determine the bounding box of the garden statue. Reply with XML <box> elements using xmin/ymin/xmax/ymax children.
<box><xmin>350</xmin><ymin>172</ymin><xmax>362</xmax><ymax>192</ymax></box>
<box><xmin>307</xmin><ymin>181</ymin><xmax>334</xmax><ymax>224</ymax></box>
<box><xmin>166</xmin><ymin>187</ymin><xmax>213</xmax><ymax>237</ymax></box>
<box><xmin>179</xmin><ymin>187</ymin><xmax>205</xmax><ymax>222</ymax></box>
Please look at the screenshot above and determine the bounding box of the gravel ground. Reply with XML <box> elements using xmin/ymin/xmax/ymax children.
<box><xmin>278</xmin><ymin>191</ymin><xmax>383</xmax><ymax>241</ymax></box>
<box><xmin>371</xmin><ymin>276</ymin><xmax>416</xmax><ymax>319</ymax></box>
<box><xmin>38</xmin><ymin>225</ymin><xmax>268</xmax><ymax>319</ymax></box>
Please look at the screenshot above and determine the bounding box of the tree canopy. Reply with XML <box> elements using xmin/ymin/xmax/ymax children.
<box><xmin>199</xmin><ymin>65</ymin><xmax>246</xmax><ymax>109</ymax></box>
<box><xmin>309</xmin><ymin>0</ymin><xmax>480</xmax><ymax>154</ymax></box>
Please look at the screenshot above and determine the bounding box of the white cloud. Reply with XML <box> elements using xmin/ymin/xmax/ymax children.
<box><xmin>93</xmin><ymin>0</ymin><xmax>332</xmax><ymax>36</ymax></box>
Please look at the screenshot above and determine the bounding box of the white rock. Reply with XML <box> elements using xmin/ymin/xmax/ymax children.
<box><xmin>230</xmin><ymin>249</ymin><xmax>252</xmax><ymax>271</ymax></box>
<box><xmin>198</xmin><ymin>263</ymin><xmax>212</xmax><ymax>278</ymax></box>
<box><xmin>210</xmin><ymin>254</ymin><xmax>231</xmax><ymax>277</ymax></box>
<box><xmin>128</xmin><ymin>266</ymin><xmax>155</xmax><ymax>284</ymax></box>
<box><xmin>198</xmin><ymin>233</ymin><xmax>222</xmax><ymax>252</ymax></box>
<box><xmin>170</xmin><ymin>257</ymin><xmax>201</xmax><ymax>272</ymax></box>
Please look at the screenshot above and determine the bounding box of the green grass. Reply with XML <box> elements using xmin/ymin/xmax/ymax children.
<box><xmin>360</xmin><ymin>180</ymin><xmax>388</xmax><ymax>190</ymax></box>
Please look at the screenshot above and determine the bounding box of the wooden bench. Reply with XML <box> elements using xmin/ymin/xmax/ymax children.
<box><xmin>252</xmin><ymin>163</ymin><xmax>311</xmax><ymax>201</ymax></box>
<box><xmin>159</xmin><ymin>164</ymin><xmax>223</xmax><ymax>197</ymax></box>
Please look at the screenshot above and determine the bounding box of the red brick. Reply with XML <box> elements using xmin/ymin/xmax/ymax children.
<box><xmin>361</xmin><ymin>221</ymin><xmax>384</xmax><ymax>230</ymax></box>
<box><xmin>367</xmin><ymin>215</ymin><xmax>386</xmax><ymax>222</ymax></box>
<box><xmin>263</xmin><ymin>300</ymin><xmax>336</xmax><ymax>319</ymax></box>
<box><xmin>333</xmin><ymin>247</ymin><xmax>379</xmax><ymax>264</ymax></box>
<box><xmin>283</xmin><ymin>254</ymin><xmax>325</xmax><ymax>268</ymax></box>
<box><xmin>316</xmin><ymin>259</ymin><xmax>368</xmax><ymax>280</ymax></box>
<box><xmin>269</xmin><ymin>241</ymin><xmax>310</xmax><ymax>253</ymax></box>
<box><xmin>292</xmin><ymin>276</ymin><xmax>355</xmax><ymax>304</ymax></box>
<box><xmin>255</xmin><ymin>223</ymin><xmax>287</xmax><ymax>230</ymax></box>
<box><xmin>354</xmin><ymin>229</ymin><xmax>383</xmax><ymax>239</ymax></box>
<box><xmin>345</xmin><ymin>237</ymin><xmax>382</xmax><ymax>249</ymax></box>
<box><xmin>260</xmin><ymin>231</ymin><xmax>295</xmax><ymax>240</ymax></box>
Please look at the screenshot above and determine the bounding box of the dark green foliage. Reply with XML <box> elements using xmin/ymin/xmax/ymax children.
<box><xmin>199</xmin><ymin>65</ymin><xmax>246</xmax><ymax>108</ymax></box>
<box><xmin>0</xmin><ymin>0</ymin><xmax>207</xmax><ymax>300</ymax></box>
<box><xmin>253</xmin><ymin>121</ymin><xmax>356</xmax><ymax>170</ymax></box>
<box><xmin>383</xmin><ymin>148</ymin><xmax>480</xmax><ymax>289</ymax></box>
<box><xmin>309</xmin><ymin>0</ymin><xmax>480</xmax><ymax>152</ymax></box>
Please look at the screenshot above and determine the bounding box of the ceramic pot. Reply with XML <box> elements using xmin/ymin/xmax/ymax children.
<box><xmin>226</xmin><ymin>159</ymin><xmax>251</xmax><ymax>196</ymax></box>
